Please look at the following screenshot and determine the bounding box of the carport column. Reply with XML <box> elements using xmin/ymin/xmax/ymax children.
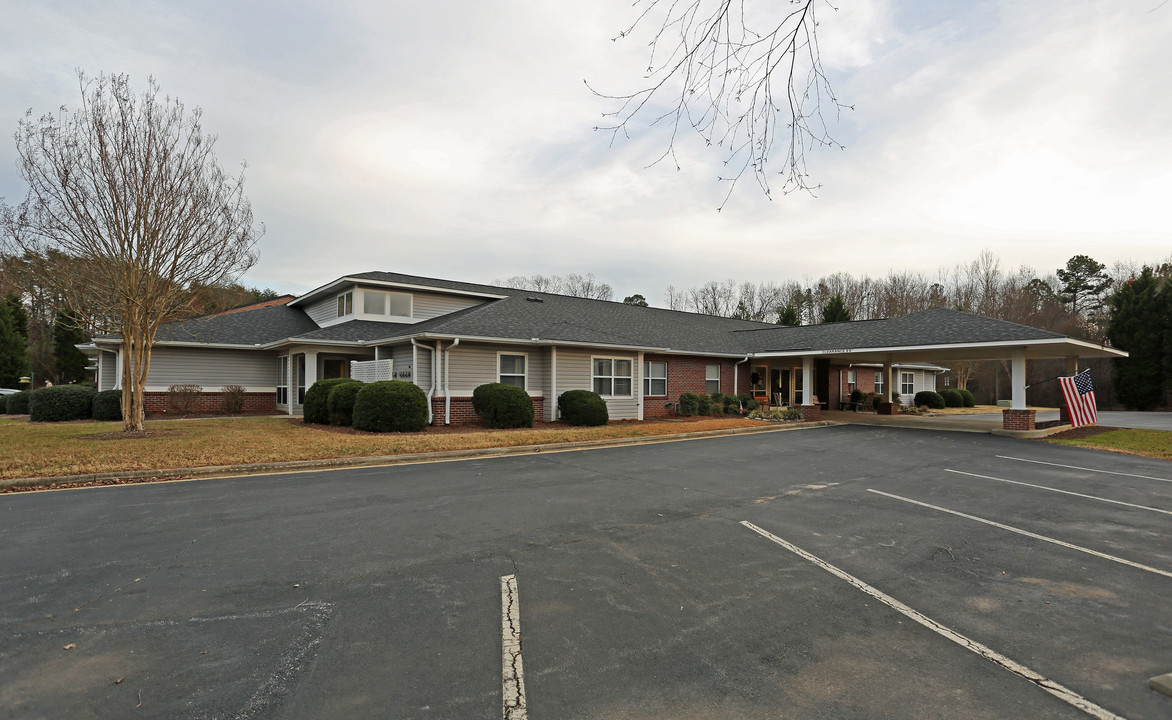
<box><xmin>883</xmin><ymin>361</ymin><xmax>892</xmax><ymax>402</ymax></box>
<box><xmin>1060</xmin><ymin>356</ymin><xmax>1078</xmax><ymax>425</ymax></box>
<box><xmin>799</xmin><ymin>355</ymin><xmax>820</xmax><ymax>421</ymax></box>
<box><xmin>1002</xmin><ymin>348</ymin><xmax>1035</xmax><ymax>431</ymax></box>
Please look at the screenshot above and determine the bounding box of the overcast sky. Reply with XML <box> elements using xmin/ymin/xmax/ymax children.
<box><xmin>1</xmin><ymin>1</ymin><xmax>1169</xmax><ymax>304</ymax></box>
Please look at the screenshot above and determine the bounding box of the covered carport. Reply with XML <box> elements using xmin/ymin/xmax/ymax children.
<box><xmin>738</xmin><ymin>308</ymin><xmax>1128</xmax><ymax>431</ymax></box>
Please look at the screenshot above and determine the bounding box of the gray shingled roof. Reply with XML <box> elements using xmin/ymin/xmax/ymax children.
<box><xmin>735</xmin><ymin>307</ymin><xmax>1066</xmax><ymax>353</ymax></box>
<box><xmin>125</xmin><ymin>306</ymin><xmax>319</xmax><ymax>346</ymax></box>
<box><xmin>116</xmin><ymin>273</ymin><xmax>1079</xmax><ymax>356</ymax></box>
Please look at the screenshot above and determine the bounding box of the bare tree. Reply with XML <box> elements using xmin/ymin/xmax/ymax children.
<box><xmin>1</xmin><ymin>72</ymin><xmax>262</xmax><ymax>432</ymax></box>
<box><xmin>494</xmin><ymin>273</ymin><xmax>614</xmax><ymax>300</ymax></box>
<box><xmin>593</xmin><ymin>0</ymin><xmax>850</xmax><ymax>208</ymax></box>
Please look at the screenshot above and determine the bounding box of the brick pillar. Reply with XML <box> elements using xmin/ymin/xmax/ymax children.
<box><xmin>1002</xmin><ymin>409</ymin><xmax>1036</xmax><ymax>431</ymax></box>
<box><xmin>1059</xmin><ymin>403</ymin><xmax>1070</xmax><ymax>425</ymax></box>
<box><xmin>799</xmin><ymin>404</ymin><xmax>821</xmax><ymax>422</ymax></box>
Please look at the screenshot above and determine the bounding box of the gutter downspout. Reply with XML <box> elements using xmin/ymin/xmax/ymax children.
<box><xmin>411</xmin><ymin>338</ymin><xmax>435</xmax><ymax>424</ymax></box>
<box><xmin>444</xmin><ymin>338</ymin><xmax>460</xmax><ymax>424</ymax></box>
<box><xmin>734</xmin><ymin>355</ymin><xmax>750</xmax><ymax>409</ymax></box>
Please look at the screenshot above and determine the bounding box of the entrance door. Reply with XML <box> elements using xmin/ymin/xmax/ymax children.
<box><xmin>770</xmin><ymin>369</ymin><xmax>782</xmax><ymax>405</ymax></box>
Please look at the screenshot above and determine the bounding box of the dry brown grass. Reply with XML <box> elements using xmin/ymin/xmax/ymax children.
<box><xmin>0</xmin><ymin>415</ymin><xmax>768</xmax><ymax>480</ymax></box>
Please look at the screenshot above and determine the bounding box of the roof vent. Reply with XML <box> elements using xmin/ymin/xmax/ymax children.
<box><xmin>525</xmin><ymin>297</ymin><xmax>544</xmax><ymax>303</ymax></box>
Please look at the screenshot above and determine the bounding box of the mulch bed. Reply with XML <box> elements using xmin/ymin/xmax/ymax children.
<box><xmin>288</xmin><ymin>417</ymin><xmax>648</xmax><ymax>435</ymax></box>
<box><xmin>1043</xmin><ymin>425</ymin><xmax>1121</xmax><ymax>440</ymax></box>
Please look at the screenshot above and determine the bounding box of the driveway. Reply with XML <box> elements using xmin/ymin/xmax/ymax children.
<box><xmin>2</xmin><ymin>425</ymin><xmax>1169</xmax><ymax>719</ymax></box>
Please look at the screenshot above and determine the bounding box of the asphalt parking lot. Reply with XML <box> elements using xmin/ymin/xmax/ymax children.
<box><xmin>2</xmin><ymin>425</ymin><xmax>1170</xmax><ymax>719</ymax></box>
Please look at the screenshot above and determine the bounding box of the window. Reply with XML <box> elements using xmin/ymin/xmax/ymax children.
<box><xmin>296</xmin><ymin>354</ymin><xmax>307</xmax><ymax>404</ymax></box>
<box><xmin>705</xmin><ymin>364</ymin><xmax>720</xmax><ymax>394</ymax></box>
<box><xmin>276</xmin><ymin>357</ymin><xmax>289</xmax><ymax>405</ymax></box>
<box><xmin>943</xmin><ymin>375</ymin><xmax>951</xmax><ymax>388</ymax></box>
<box><xmin>593</xmin><ymin>357</ymin><xmax>632</xmax><ymax>396</ymax></box>
<box><xmin>361</xmin><ymin>290</ymin><xmax>412</xmax><ymax>318</ymax></box>
<box><xmin>643</xmin><ymin>361</ymin><xmax>667</xmax><ymax>396</ymax></box>
<box><xmin>901</xmin><ymin>372</ymin><xmax>914</xmax><ymax>396</ymax></box>
<box><xmin>499</xmin><ymin>353</ymin><xmax>527</xmax><ymax>389</ymax></box>
<box><xmin>337</xmin><ymin>291</ymin><xmax>353</xmax><ymax>317</ymax></box>
<box><xmin>874</xmin><ymin>372</ymin><xmax>884</xmax><ymax>395</ymax></box>
<box><xmin>363</xmin><ymin>290</ymin><xmax>386</xmax><ymax>315</ymax></box>
<box><xmin>847</xmin><ymin>370</ymin><xmax>857</xmax><ymax>394</ymax></box>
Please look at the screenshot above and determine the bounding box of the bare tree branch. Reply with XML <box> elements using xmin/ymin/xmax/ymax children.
<box><xmin>591</xmin><ymin>0</ymin><xmax>851</xmax><ymax>209</ymax></box>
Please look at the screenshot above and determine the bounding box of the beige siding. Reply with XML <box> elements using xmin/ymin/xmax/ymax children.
<box><xmin>443</xmin><ymin>343</ymin><xmax>546</xmax><ymax>398</ymax></box>
<box><xmin>305</xmin><ymin>295</ymin><xmax>341</xmax><ymax>326</ymax></box>
<box><xmin>554</xmin><ymin>348</ymin><xmax>640</xmax><ymax>420</ymax></box>
<box><xmin>410</xmin><ymin>291</ymin><xmax>485</xmax><ymax>320</ymax></box>
<box><xmin>415</xmin><ymin>346</ymin><xmax>435</xmax><ymax>393</ymax></box>
<box><xmin>145</xmin><ymin>347</ymin><xmax>278</xmax><ymax>392</ymax></box>
<box><xmin>389</xmin><ymin>344</ymin><xmax>414</xmax><ymax>382</ymax></box>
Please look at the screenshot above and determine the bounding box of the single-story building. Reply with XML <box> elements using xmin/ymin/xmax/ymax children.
<box><xmin>82</xmin><ymin>271</ymin><xmax>1127</xmax><ymax>431</ymax></box>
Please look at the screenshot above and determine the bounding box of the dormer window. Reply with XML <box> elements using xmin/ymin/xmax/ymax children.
<box><xmin>362</xmin><ymin>289</ymin><xmax>412</xmax><ymax>319</ymax></box>
<box><xmin>337</xmin><ymin>291</ymin><xmax>353</xmax><ymax>317</ymax></box>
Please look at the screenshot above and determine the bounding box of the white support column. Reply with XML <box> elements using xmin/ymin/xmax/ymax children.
<box><xmin>1066</xmin><ymin>356</ymin><xmax>1079</xmax><ymax>376</ymax></box>
<box><xmin>636</xmin><ymin>351</ymin><xmax>644</xmax><ymax>421</ymax></box>
<box><xmin>550</xmin><ymin>347</ymin><xmax>558</xmax><ymax>420</ymax></box>
<box><xmin>802</xmin><ymin>356</ymin><xmax>813</xmax><ymax>405</ymax></box>
<box><xmin>883</xmin><ymin>361</ymin><xmax>893</xmax><ymax>402</ymax></box>
<box><xmin>304</xmin><ymin>351</ymin><xmax>319</xmax><ymax>390</ymax></box>
<box><xmin>1011</xmin><ymin>348</ymin><xmax>1027</xmax><ymax>410</ymax></box>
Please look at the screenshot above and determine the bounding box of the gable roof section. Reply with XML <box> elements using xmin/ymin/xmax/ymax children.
<box><xmin>122</xmin><ymin>305</ymin><xmax>320</xmax><ymax>347</ymax></box>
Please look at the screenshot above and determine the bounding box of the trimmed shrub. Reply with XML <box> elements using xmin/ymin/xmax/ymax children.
<box><xmin>850</xmin><ymin>388</ymin><xmax>865</xmax><ymax>404</ymax></box>
<box><xmin>914</xmin><ymin>390</ymin><xmax>946</xmax><ymax>409</ymax></box>
<box><xmin>696</xmin><ymin>393</ymin><xmax>712</xmax><ymax>416</ymax></box>
<box><xmin>677</xmin><ymin>392</ymin><xmax>700</xmax><ymax>417</ymax></box>
<box><xmin>940</xmin><ymin>389</ymin><xmax>964</xmax><ymax>408</ymax></box>
<box><xmin>558</xmin><ymin>389</ymin><xmax>608</xmax><ymax>426</ymax></box>
<box><xmin>168</xmin><ymin>383</ymin><xmax>202</xmax><ymax>415</ymax></box>
<box><xmin>721</xmin><ymin>393</ymin><xmax>740</xmax><ymax>414</ymax></box>
<box><xmin>472</xmin><ymin>382</ymin><xmax>535</xmax><ymax>429</ymax></box>
<box><xmin>738</xmin><ymin>394</ymin><xmax>759</xmax><ymax>412</ymax></box>
<box><xmin>5</xmin><ymin>390</ymin><xmax>30</xmax><ymax>415</ymax></box>
<box><xmin>303</xmin><ymin>378</ymin><xmax>355</xmax><ymax>424</ymax></box>
<box><xmin>353</xmin><ymin>380</ymin><xmax>429</xmax><ymax>432</ymax></box>
<box><xmin>221</xmin><ymin>385</ymin><xmax>247</xmax><ymax>414</ymax></box>
<box><xmin>92</xmin><ymin>390</ymin><xmax>123</xmax><ymax>421</ymax></box>
<box><xmin>29</xmin><ymin>385</ymin><xmax>96</xmax><ymax>422</ymax></box>
<box><xmin>958</xmin><ymin>388</ymin><xmax>976</xmax><ymax>407</ymax></box>
<box><xmin>327</xmin><ymin>380</ymin><xmax>363</xmax><ymax>426</ymax></box>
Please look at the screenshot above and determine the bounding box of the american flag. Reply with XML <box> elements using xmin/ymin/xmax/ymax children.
<box><xmin>1058</xmin><ymin>369</ymin><xmax>1097</xmax><ymax>428</ymax></box>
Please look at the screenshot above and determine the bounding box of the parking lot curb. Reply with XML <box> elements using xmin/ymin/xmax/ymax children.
<box><xmin>1</xmin><ymin>420</ymin><xmax>840</xmax><ymax>491</ymax></box>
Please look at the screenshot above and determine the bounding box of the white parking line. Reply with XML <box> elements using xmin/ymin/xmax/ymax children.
<box><xmin>945</xmin><ymin>469</ymin><xmax>1172</xmax><ymax>516</ymax></box>
<box><xmin>501</xmin><ymin>574</ymin><xmax>527</xmax><ymax>720</ymax></box>
<box><xmin>740</xmin><ymin>521</ymin><xmax>1127</xmax><ymax>720</ymax></box>
<box><xmin>996</xmin><ymin>455</ymin><xmax>1170</xmax><ymax>483</ymax></box>
<box><xmin>867</xmin><ymin>489</ymin><xmax>1172</xmax><ymax>580</ymax></box>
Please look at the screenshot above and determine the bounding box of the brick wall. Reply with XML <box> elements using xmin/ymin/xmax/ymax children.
<box><xmin>431</xmin><ymin>396</ymin><xmax>545</xmax><ymax>426</ymax></box>
<box><xmin>1001</xmin><ymin>408</ymin><xmax>1036</xmax><ymax>431</ymax></box>
<box><xmin>144</xmin><ymin>391</ymin><xmax>277</xmax><ymax>416</ymax></box>
<box><xmin>643</xmin><ymin>355</ymin><xmax>750</xmax><ymax>419</ymax></box>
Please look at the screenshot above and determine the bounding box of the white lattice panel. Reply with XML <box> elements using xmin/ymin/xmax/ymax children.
<box><xmin>350</xmin><ymin>359</ymin><xmax>392</xmax><ymax>383</ymax></box>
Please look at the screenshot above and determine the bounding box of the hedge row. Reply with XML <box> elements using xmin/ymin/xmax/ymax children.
<box><xmin>677</xmin><ymin>392</ymin><xmax>758</xmax><ymax>417</ymax></box>
<box><xmin>472</xmin><ymin>383</ymin><xmax>535</xmax><ymax>429</ymax></box>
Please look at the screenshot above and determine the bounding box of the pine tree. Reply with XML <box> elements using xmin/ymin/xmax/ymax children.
<box><xmin>0</xmin><ymin>297</ymin><xmax>29</xmax><ymax>388</ymax></box>
<box><xmin>731</xmin><ymin>300</ymin><xmax>751</xmax><ymax>320</ymax></box>
<box><xmin>1058</xmin><ymin>255</ymin><xmax>1112</xmax><ymax>319</ymax></box>
<box><xmin>822</xmin><ymin>294</ymin><xmax>852</xmax><ymax>323</ymax></box>
<box><xmin>776</xmin><ymin>303</ymin><xmax>800</xmax><ymax>326</ymax></box>
<box><xmin>1107</xmin><ymin>267</ymin><xmax>1165</xmax><ymax>410</ymax></box>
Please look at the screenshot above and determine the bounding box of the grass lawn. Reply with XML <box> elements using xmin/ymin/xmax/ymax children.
<box><xmin>1042</xmin><ymin>427</ymin><xmax>1172</xmax><ymax>460</ymax></box>
<box><xmin>0</xmin><ymin>415</ymin><xmax>768</xmax><ymax>481</ymax></box>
